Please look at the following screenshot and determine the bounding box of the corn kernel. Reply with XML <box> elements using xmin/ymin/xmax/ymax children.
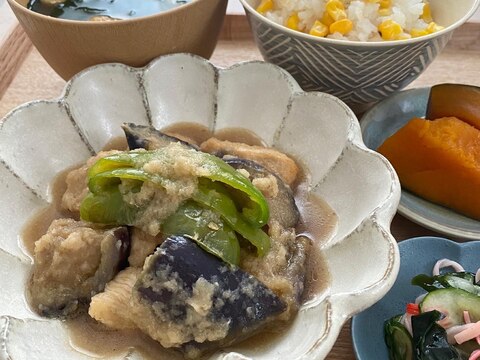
<box><xmin>256</xmin><ymin>0</ymin><xmax>273</xmax><ymax>14</ymax></box>
<box><xmin>422</xmin><ymin>3</ymin><xmax>433</xmax><ymax>23</ymax></box>
<box><xmin>330</xmin><ymin>18</ymin><xmax>353</xmax><ymax>35</ymax></box>
<box><xmin>321</xmin><ymin>11</ymin><xmax>335</xmax><ymax>27</ymax></box>
<box><xmin>378</xmin><ymin>8</ymin><xmax>391</xmax><ymax>16</ymax></box>
<box><xmin>378</xmin><ymin>19</ymin><xmax>403</xmax><ymax>40</ymax></box>
<box><xmin>309</xmin><ymin>20</ymin><xmax>329</xmax><ymax>37</ymax></box>
<box><xmin>379</xmin><ymin>0</ymin><xmax>391</xmax><ymax>9</ymax></box>
<box><xmin>286</xmin><ymin>13</ymin><xmax>300</xmax><ymax>31</ymax></box>
<box><xmin>426</xmin><ymin>22</ymin><xmax>444</xmax><ymax>33</ymax></box>
<box><xmin>326</xmin><ymin>0</ymin><xmax>347</xmax><ymax>21</ymax></box>
<box><xmin>410</xmin><ymin>28</ymin><xmax>429</xmax><ymax>38</ymax></box>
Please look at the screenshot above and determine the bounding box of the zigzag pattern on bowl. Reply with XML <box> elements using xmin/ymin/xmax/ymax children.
<box><xmin>0</xmin><ymin>54</ymin><xmax>400</xmax><ymax>360</ymax></box>
<box><xmin>250</xmin><ymin>17</ymin><xmax>452</xmax><ymax>105</ymax></box>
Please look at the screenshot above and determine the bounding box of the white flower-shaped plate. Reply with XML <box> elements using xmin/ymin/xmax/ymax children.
<box><xmin>0</xmin><ymin>54</ymin><xmax>400</xmax><ymax>360</ymax></box>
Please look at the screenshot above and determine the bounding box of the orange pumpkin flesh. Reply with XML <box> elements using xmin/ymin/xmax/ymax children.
<box><xmin>378</xmin><ymin>116</ymin><xmax>480</xmax><ymax>220</ymax></box>
<box><xmin>427</xmin><ymin>84</ymin><xmax>480</xmax><ymax>130</ymax></box>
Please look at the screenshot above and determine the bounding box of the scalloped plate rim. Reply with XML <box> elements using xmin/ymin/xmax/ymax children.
<box><xmin>0</xmin><ymin>53</ymin><xmax>400</xmax><ymax>360</ymax></box>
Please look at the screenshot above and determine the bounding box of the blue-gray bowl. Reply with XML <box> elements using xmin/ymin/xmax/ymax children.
<box><xmin>352</xmin><ymin>236</ymin><xmax>480</xmax><ymax>359</ymax></box>
<box><xmin>239</xmin><ymin>0</ymin><xmax>480</xmax><ymax>110</ymax></box>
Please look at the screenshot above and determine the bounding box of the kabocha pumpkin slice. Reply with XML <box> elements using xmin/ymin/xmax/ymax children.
<box><xmin>427</xmin><ymin>84</ymin><xmax>480</xmax><ymax>130</ymax></box>
<box><xmin>378</xmin><ymin>117</ymin><xmax>480</xmax><ymax>220</ymax></box>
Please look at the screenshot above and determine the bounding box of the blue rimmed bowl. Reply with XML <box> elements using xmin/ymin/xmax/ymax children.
<box><xmin>352</xmin><ymin>236</ymin><xmax>480</xmax><ymax>359</ymax></box>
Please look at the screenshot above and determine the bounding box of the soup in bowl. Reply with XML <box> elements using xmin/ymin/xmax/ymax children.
<box><xmin>26</xmin><ymin>0</ymin><xmax>195</xmax><ymax>21</ymax></box>
<box><xmin>7</xmin><ymin>0</ymin><xmax>227</xmax><ymax>80</ymax></box>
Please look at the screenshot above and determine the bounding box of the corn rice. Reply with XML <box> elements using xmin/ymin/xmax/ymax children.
<box><xmin>256</xmin><ymin>0</ymin><xmax>443</xmax><ymax>42</ymax></box>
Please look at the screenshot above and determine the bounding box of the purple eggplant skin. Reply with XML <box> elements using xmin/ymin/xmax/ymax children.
<box><xmin>114</xmin><ymin>227</ymin><xmax>131</xmax><ymax>271</ymax></box>
<box><xmin>121</xmin><ymin>123</ymin><xmax>198</xmax><ymax>151</ymax></box>
<box><xmin>134</xmin><ymin>235</ymin><xmax>286</xmax><ymax>352</ymax></box>
<box><xmin>224</xmin><ymin>158</ymin><xmax>300</xmax><ymax>229</ymax></box>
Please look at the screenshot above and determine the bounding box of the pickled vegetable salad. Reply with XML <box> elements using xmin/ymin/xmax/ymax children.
<box><xmin>385</xmin><ymin>259</ymin><xmax>480</xmax><ymax>360</ymax></box>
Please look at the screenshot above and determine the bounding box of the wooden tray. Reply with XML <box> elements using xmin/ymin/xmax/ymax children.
<box><xmin>0</xmin><ymin>1</ymin><xmax>31</xmax><ymax>99</ymax></box>
<box><xmin>0</xmin><ymin>7</ymin><xmax>479</xmax><ymax>359</ymax></box>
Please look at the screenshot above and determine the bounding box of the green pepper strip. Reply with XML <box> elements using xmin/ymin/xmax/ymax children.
<box><xmin>80</xmin><ymin>167</ymin><xmax>167</xmax><ymax>226</ymax></box>
<box><xmin>193</xmin><ymin>182</ymin><xmax>270</xmax><ymax>257</ymax></box>
<box><xmin>86</xmin><ymin>149</ymin><xmax>269</xmax><ymax>227</ymax></box>
<box><xmin>80</xmin><ymin>148</ymin><xmax>271</xmax><ymax>260</ymax></box>
<box><xmin>87</xmin><ymin>168</ymin><xmax>170</xmax><ymax>195</ymax></box>
<box><xmin>161</xmin><ymin>201</ymin><xmax>240</xmax><ymax>265</ymax></box>
<box><xmin>80</xmin><ymin>186</ymin><xmax>139</xmax><ymax>225</ymax></box>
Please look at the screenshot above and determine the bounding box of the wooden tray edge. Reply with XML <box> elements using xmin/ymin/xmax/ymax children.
<box><xmin>221</xmin><ymin>14</ymin><xmax>252</xmax><ymax>41</ymax></box>
<box><xmin>0</xmin><ymin>23</ymin><xmax>32</xmax><ymax>99</ymax></box>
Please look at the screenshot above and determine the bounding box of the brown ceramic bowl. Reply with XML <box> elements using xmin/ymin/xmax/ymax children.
<box><xmin>7</xmin><ymin>0</ymin><xmax>227</xmax><ymax>80</ymax></box>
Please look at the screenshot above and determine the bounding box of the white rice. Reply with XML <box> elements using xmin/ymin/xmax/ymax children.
<box><xmin>261</xmin><ymin>0</ymin><xmax>435</xmax><ymax>42</ymax></box>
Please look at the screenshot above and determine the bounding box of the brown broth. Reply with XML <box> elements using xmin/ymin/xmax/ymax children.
<box><xmin>103</xmin><ymin>136</ymin><xmax>128</xmax><ymax>151</ymax></box>
<box><xmin>162</xmin><ymin>122</ymin><xmax>213</xmax><ymax>146</ymax></box>
<box><xmin>295</xmin><ymin>172</ymin><xmax>338</xmax><ymax>249</ymax></box>
<box><xmin>21</xmin><ymin>167</ymin><xmax>76</xmax><ymax>256</ymax></box>
<box><xmin>68</xmin><ymin>316</ymin><xmax>182</xmax><ymax>360</ymax></box>
<box><xmin>162</xmin><ymin>123</ymin><xmax>266</xmax><ymax>147</ymax></box>
<box><xmin>20</xmin><ymin>124</ymin><xmax>337</xmax><ymax>359</ymax></box>
<box><xmin>212</xmin><ymin>127</ymin><xmax>266</xmax><ymax>147</ymax></box>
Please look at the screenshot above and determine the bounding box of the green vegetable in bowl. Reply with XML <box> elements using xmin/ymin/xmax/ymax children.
<box><xmin>161</xmin><ymin>201</ymin><xmax>240</xmax><ymax>265</ymax></box>
<box><xmin>80</xmin><ymin>145</ymin><xmax>271</xmax><ymax>264</ymax></box>
<box><xmin>412</xmin><ymin>273</ymin><xmax>480</xmax><ymax>295</ymax></box>
<box><xmin>411</xmin><ymin>310</ymin><xmax>462</xmax><ymax>360</ymax></box>
<box><xmin>384</xmin><ymin>260</ymin><xmax>480</xmax><ymax>360</ymax></box>
<box><xmin>420</xmin><ymin>289</ymin><xmax>480</xmax><ymax>328</ymax></box>
<box><xmin>385</xmin><ymin>315</ymin><xmax>414</xmax><ymax>360</ymax></box>
<box><xmin>82</xmin><ymin>148</ymin><xmax>269</xmax><ymax>227</ymax></box>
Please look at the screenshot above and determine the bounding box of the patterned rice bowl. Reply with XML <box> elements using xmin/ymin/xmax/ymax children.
<box><xmin>239</xmin><ymin>0</ymin><xmax>480</xmax><ymax>111</ymax></box>
<box><xmin>0</xmin><ymin>54</ymin><xmax>400</xmax><ymax>359</ymax></box>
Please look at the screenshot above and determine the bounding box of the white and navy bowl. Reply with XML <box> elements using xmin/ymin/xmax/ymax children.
<box><xmin>0</xmin><ymin>54</ymin><xmax>400</xmax><ymax>359</ymax></box>
<box><xmin>239</xmin><ymin>0</ymin><xmax>480</xmax><ymax>111</ymax></box>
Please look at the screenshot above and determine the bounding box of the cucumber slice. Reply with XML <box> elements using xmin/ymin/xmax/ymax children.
<box><xmin>384</xmin><ymin>315</ymin><xmax>414</xmax><ymax>360</ymax></box>
<box><xmin>442</xmin><ymin>274</ymin><xmax>480</xmax><ymax>296</ymax></box>
<box><xmin>412</xmin><ymin>272</ymin><xmax>480</xmax><ymax>295</ymax></box>
<box><xmin>420</xmin><ymin>288</ymin><xmax>480</xmax><ymax>327</ymax></box>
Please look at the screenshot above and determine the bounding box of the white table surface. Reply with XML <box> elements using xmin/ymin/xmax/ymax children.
<box><xmin>227</xmin><ymin>0</ymin><xmax>245</xmax><ymax>14</ymax></box>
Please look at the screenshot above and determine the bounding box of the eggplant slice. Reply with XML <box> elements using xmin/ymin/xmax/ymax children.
<box><xmin>30</xmin><ymin>219</ymin><xmax>130</xmax><ymax>317</ymax></box>
<box><xmin>131</xmin><ymin>235</ymin><xmax>286</xmax><ymax>353</ymax></box>
<box><xmin>122</xmin><ymin>123</ymin><xmax>197</xmax><ymax>150</ymax></box>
